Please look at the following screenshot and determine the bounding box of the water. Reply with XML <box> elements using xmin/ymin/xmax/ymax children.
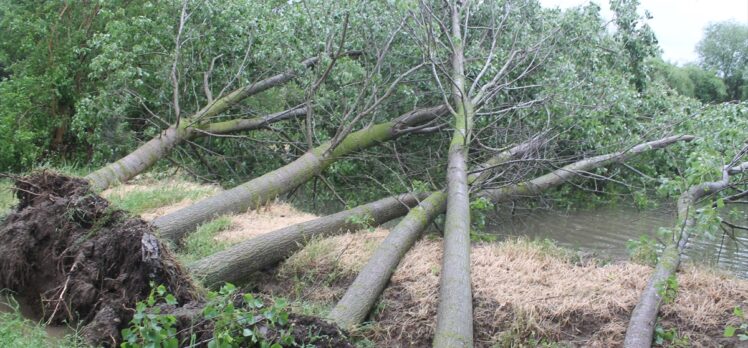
<box><xmin>487</xmin><ymin>204</ymin><xmax>748</xmax><ymax>278</ymax></box>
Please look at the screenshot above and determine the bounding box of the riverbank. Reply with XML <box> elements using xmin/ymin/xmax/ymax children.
<box><xmin>1</xmin><ymin>175</ymin><xmax>746</xmax><ymax>347</ymax></box>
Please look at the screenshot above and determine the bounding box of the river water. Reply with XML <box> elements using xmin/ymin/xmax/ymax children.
<box><xmin>487</xmin><ymin>204</ymin><xmax>748</xmax><ymax>278</ymax></box>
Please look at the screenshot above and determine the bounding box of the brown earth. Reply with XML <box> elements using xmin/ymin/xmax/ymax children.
<box><xmin>0</xmin><ymin>172</ymin><xmax>198</xmax><ymax>346</ymax></box>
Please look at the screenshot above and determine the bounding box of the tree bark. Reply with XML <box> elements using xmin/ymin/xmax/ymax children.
<box><xmin>152</xmin><ymin>105</ymin><xmax>447</xmax><ymax>243</ymax></box>
<box><xmin>85</xmin><ymin>56</ymin><xmax>321</xmax><ymax>191</ymax></box>
<box><xmin>188</xmin><ymin>193</ymin><xmax>426</xmax><ymax>287</ymax></box>
<box><xmin>623</xmin><ymin>158</ymin><xmax>748</xmax><ymax>348</ymax></box>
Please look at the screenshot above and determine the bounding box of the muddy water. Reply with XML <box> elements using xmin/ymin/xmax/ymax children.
<box><xmin>488</xmin><ymin>205</ymin><xmax>748</xmax><ymax>278</ymax></box>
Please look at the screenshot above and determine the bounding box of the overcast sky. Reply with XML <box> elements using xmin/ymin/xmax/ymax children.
<box><xmin>539</xmin><ymin>0</ymin><xmax>748</xmax><ymax>65</ymax></box>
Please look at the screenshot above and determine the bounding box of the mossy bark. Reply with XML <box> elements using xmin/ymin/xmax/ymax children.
<box><xmin>624</xmin><ymin>158</ymin><xmax>747</xmax><ymax>348</ymax></box>
<box><xmin>434</xmin><ymin>4</ymin><xmax>475</xmax><ymax>347</ymax></box>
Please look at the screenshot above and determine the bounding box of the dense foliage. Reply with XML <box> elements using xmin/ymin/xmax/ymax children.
<box><xmin>0</xmin><ymin>0</ymin><xmax>745</xmax><ymax>208</ymax></box>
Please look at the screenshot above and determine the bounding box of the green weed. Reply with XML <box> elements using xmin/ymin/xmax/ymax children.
<box><xmin>654</xmin><ymin>323</ymin><xmax>690</xmax><ymax>347</ymax></box>
<box><xmin>0</xmin><ymin>295</ymin><xmax>88</xmax><ymax>348</ymax></box>
<box><xmin>178</xmin><ymin>216</ymin><xmax>233</xmax><ymax>264</ymax></box>
<box><xmin>724</xmin><ymin>306</ymin><xmax>748</xmax><ymax>341</ymax></box>
<box><xmin>123</xmin><ymin>283</ymin><xmax>296</xmax><ymax>347</ymax></box>
<box><xmin>107</xmin><ymin>184</ymin><xmax>215</xmax><ymax>215</ymax></box>
<box><xmin>626</xmin><ymin>234</ymin><xmax>659</xmax><ymax>266</ymax></box>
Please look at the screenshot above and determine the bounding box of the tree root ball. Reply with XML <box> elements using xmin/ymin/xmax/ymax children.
<box><xmin>0</xmin><ymin>172</ymin><xmax>198</xmax><ymax>346</ymax></box>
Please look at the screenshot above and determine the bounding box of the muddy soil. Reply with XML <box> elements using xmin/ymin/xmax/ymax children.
<box><xmin>0</xmin><ymin>172</ymin><xmax>352</xmax><ymax>347</ymax></box>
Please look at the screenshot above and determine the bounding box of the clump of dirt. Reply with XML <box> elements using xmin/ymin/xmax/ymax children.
<box><xmin>0</xmin><ymin>172</ymin><xmax>354</xmax><ymax>347</ymax></box>
<box><xmin>0</xmin><ymin>172</ymin><xmax>199</xmax><ymax>346</ymax></box>
<box><xmin>287</xmin><ymin>314</ymin><xmax>355</xmax><ymax>347</ymax></box>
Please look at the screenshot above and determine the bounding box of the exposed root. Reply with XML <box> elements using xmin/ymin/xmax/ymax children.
<box><xmin>0</xmin><ymin>172</ymin><xmax>199</xmax><ymax>345</ymax></box>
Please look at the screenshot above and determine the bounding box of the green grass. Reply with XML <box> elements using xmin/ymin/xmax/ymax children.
<box><xmin>0</xmin><ymin>179</ymin><xmax>17</xmax><ymax>220</ymax></box>
<box><xmin>177</xmin><ymin>216</ymin><xmax>233</xmax><ymax>264</ymax></box>
<box><xmin>106</xmin><ymin>184</ymin><xmax>216</xmax><ymax>215</ymax></box>
<box><xmin>0</xmin><ymin>296</ymin><xmax>88</xmax><ymax>348</ymax></box>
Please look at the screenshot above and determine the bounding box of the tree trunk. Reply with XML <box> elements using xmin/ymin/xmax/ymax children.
<box><xmin>434</xmin><ymin>4</ymin><xmax>475</xmax><ymax>347</ymax></box>
<box><xmin>329</xmin><ymin>191</ymin><xmax>447</xmax><ymax>328</ymax></box>
<box><xmin>328</xmin><ymin>139</ymin><xmax>540</xmax><ymax>329</ymax></box>
<box><xmin>85</xmin><ymin>57</ymin><xmax>321</xmax><ymax>191</ymax></box>
<box><xmin>623</xmin><ymin>159</ymin><xmax>748</xmax><ymax>348</ymax></box>
<box><xmin>188</xmin><ymin>193</ymin><xmax>426</xmax><ymax>287</ymax></box>
<box><xmin>152</xmin><ymin>105</ymin><xmax>447</xmax><ymax>243</ymax></box>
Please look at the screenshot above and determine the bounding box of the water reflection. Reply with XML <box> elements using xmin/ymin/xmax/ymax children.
<box><xmin>487</xmin><ymin>204</ymin><xmax>748</xmax><ymax>278</ymax></box>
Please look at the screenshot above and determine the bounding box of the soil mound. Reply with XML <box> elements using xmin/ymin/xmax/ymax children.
<box><xmin>0</xmin><ymin>172</ymin><xmax>198</xmax><ymax>345</ymax></box>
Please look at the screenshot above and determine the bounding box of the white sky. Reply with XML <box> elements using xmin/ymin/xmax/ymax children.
<box><xmin>539</xmin><ymin>0</ymin><xmax>748</xmax><ymax>65</ymax></box>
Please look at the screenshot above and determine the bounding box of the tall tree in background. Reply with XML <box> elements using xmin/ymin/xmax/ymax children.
<box><xmin>610</xmin><ymin>0</ymin><xmax>658</xmax><ymax>92</ymax></box>
<box><xmin>697</xmin><ymin>21</ymin><xmax>748</xmax><ymax>100</ymax></box>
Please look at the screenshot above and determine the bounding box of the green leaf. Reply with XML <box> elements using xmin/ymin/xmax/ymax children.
<box><xmin>724</xmin><ymin>325</ymin><xmax>736</xmax><ymax>337</ymax></box>
<box><xmin>734</xmin><ymin>306</ymin><xmax>744</xmax><ymax>317</ymax></box>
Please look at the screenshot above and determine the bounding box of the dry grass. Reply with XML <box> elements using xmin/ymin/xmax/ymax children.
<box><xmin>216</xmin><ymin>203</ymin><xmax>318</xmax><ymax>243</ymax></box>
<box><xmin>260</xmin><ymin>234</ymin><xmax>748</xmax><ymax>347</ymax></box>
<box><xmin>266</xmin><ymin>229</ymin><xmax>390</xmax><ymax>305</ymax></box>
<box><xmin>101</xmin><ymin>178</ymin><xmax>317</xmax><ymax>243</ymax></box>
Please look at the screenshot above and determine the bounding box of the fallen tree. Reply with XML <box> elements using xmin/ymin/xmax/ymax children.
<box><xmin>479</xmin><ymin>135</ymin><xmax>696</xmax><ymax>202</ymax></box>
<box><xmin>189</xmin><ymin>137</ymin><xmax>541</xmax><ymax>288</ymax></box>
<box><xmin>85</xmin><ymin>55</ymin><xmax>330</xmax><ymax>191</ymax></box>
<box><xmin>327</xmin><ymin>134</ymin><xmax>694</xmax><ymax>330</ymax></box>
<box><xmin>433</xmin><ymin>3</ymin><xmax>476</xmax><ymax>346</ymax></box>
<box><xmin>153</xmin><ymin>105</ymin><xmax>447</xmax><ymax>243</ymax></box>
<box><xmin>188</xmin><ymin>193</ymin><xmax>427</xmax><ymax>287</ymax></box>
<box><xmin>623</xmin><ymin>150</ymin><xmax>748</xmax><ymax>347</ymax></box>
